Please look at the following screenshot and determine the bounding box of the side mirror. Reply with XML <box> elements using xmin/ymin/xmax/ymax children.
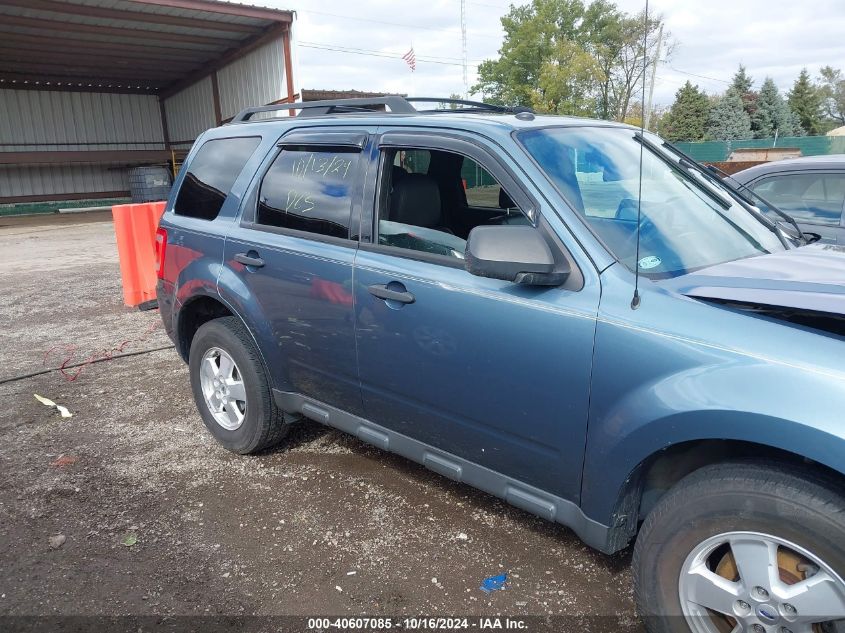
<box><xmin>465</xmin><ymin>225</ymin><xmax>570</xmax><ymax>286</ymax></box>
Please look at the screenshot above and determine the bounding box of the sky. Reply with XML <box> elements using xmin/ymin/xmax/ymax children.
<box><xmin>257</xmin><ymin>0</ymin><xmax>845</xmax><ymax>109</ymax></box>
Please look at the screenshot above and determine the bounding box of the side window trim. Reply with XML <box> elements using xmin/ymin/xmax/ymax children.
<box><xmin>363</xmin><ymin>130</ymin><xmax>540</xmax><ymax>259</ymax></box>
<box><xmin>239</xmin><ymin>128</ymin><xmax>371</xmax><ymax>244</ymax></box>
<box><xmin>376</xmin><ymin>131</ymin><xmax>539</xmax><ymax>224</ymax></box>
<box><xmin>363</xmin><ymin>131</ymin><xmax>578</xmax><ymax>279</ymax></box>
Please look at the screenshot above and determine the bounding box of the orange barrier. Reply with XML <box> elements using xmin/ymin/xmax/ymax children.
<box><xmin>112</xmin><ymin>201</ymin><xmax>166</xmax><ymax>307</ymax></box>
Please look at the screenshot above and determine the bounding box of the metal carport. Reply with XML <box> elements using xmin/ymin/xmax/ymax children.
<box><xmin>0</xmin><ymin>0</ymin><xmax>296</xmax><ymax>205</ymax></box>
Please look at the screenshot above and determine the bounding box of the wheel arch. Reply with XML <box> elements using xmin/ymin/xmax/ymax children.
<box><xmin>175</xmin><ymin>293</ymin><xmax>268</xmax><ymax>379</ymax></box>
<box><xmin>603</xmin><ymin>437</ymin><xmax>845</xmax><ymax>553</ymax></box>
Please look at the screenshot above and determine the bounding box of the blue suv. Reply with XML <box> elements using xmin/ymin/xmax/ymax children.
<box><xmin>157</xmin><ymin>97</ymin><xmax>845</xmax><ymax>632</ymax></box>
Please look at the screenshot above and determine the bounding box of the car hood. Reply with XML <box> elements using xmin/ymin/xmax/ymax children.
<box><xmin>661</xmin><ymin>243</ymin><xmax>845</xmax><ymax>315</ymax></box>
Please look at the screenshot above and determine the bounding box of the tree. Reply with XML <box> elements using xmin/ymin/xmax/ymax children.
<box><xmin>473</xmin><ymin>0</ymin><xmax>669</xmax><ymax>121</ymax></box>
<box><xmin>610</xmin><ymin>10</ymin><xmax>670</xmax><ymax>122</ymax></box>
<box><xmin>705</xmin><ymin>88</ymin><xmax>752</xmax><ymax>140</ymax></box>
<box><xmin>818</xmin><ymin>66</ymin><xmax>845</xmax><ymax>126</ymax></box>
<box><xmin>787</xmin><ymin>69</ymin><xmax>822</xmax><ymax>135</ymax></box>
<box><xmin>474</xmin><ymin>0</ymin><xmax>587</xmax><ymax>108</ymax></box>
<box><xmin>752</xmin><ymin>77</ymin><xmax>795</xmax><ymax>138</ymax></box>
<box><xmin>730</xmin><ymin>64</ymin><xmax>754</xmax><ymax>95</ymax></box>
<box><xmin>661</xmin><ymin>81</ymin><xmax>710</xmax><ymax>141</ymax></box>
<box><xmin>532</xmin><ymin>39</ymin><xmax>603</xmax><ymax>115</ymax></box>
<box><xmin>788</xmin><ymin>109</ymin><xmax>806</xmax><ymax>137</ymax></box>
<box><xmin>439</xmin><ymin>94</ymin><xmax>465</xmax><ymax>110</ymax></box>
<box><xmin>730</xmin><ymin>64</ymin><xmax>758</xmax><ymax>119</ymax></box>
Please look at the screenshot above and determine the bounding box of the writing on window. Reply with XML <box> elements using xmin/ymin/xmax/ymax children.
<box><xmin>257</xmin><ymin>148</ymin><xmax>359</xmax><ymax>239</ymax></box>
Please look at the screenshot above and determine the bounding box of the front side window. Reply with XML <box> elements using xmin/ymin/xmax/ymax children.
<box><xmin>175</xmin><ymin>136</ymin><xmax>261</xmax><ymax>220</ymax></box>
<box><xmin>377</xmin><ymin>147</ymin><xmax>527</xmax><ymax>261</ymax></box>
<box><xmin>462</xmin><ymin>158</ymin><xmax>503</xmax><ymax>209</ymax></box>
<box><xmin>518</xmin><ymin>126</ymin><xmax>785</xmax><ymax>278</ymax></box>
<box><xmin>750</xmin><ymin>173</ymin><xmax>845</xmax><ymax>227</ymax></box>
<box><xmin>256</xmin><ymin>147</ymin><xmax>360</xmax><ymax>239</ymax></box>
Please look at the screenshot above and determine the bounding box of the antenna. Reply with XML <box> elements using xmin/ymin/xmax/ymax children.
<box><xmin>631</xmin><ymin>0</ymin><xmax>649</xmax><ymax>310</ymax></box>
<box><xmin>460</xmin><ymin>0</ymin><xmax>469</xmax><ymax>98</ymax></box>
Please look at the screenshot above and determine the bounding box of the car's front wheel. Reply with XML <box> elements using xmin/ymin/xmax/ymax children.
<box><xmin>633</xmin><ymin>462</ymin><xmax>845</xmax><ymax>633</ymax></box>
<box><xmin>189</xmin><ymin>316</ymin><xmax>288</xmax><ymax>454</ymax></box>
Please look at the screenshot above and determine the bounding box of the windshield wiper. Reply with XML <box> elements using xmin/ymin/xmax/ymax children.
<box><xmin>704</xmin><ymin>163</ymin><xmax>810</xmax><ymax>243</ymax></box>
<box><xmin>633</xmin><ymin>133</ymin><xmax>732</xmax><ymax>211</ymax></box>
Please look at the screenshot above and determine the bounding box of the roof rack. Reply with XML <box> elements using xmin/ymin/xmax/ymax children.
<box><xmin>230</xmin><ymin>96</ymin><xmax>533</xmax><ymax>123</ymax></box>
<box><xmin>406</xmin><ymin>97</ymin><xmax>532</xmax><ymax>114</ymax></box>
<box><xmin>231</xmin><ymin>96</ymin><xmax>416</xmax><ymax>122</ymax></box>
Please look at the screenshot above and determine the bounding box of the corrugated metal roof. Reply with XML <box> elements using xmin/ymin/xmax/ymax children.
<box><xmin>0</xmin><ymin>0</ymin><xmax>293</xmax><ymax>92</ymax></box>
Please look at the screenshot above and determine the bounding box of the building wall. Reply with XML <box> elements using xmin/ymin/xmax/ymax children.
<box><xmin>162</xmin><ymin>77</ymin><xmax>216</xmax><ymax>147</ymax></box>
<box><xmin>217</xmin><ymin>36</ymin><xmax>286</xmax><ymax>121</ymax></box>
<box><xmin>0</xmin><ymin>89</ymin><xmax>164</xmax><ymax>152</ymax></box>
<box><xmin>0</xmin><ymin>33</ymin><xmax>289</xmax><ymax>202</ymax></box>
<box><xmin>0</xmin><ymin>89</ymin><xmax>164</xmax><ymax>199</ymax></box>
<box><xmin>162</xmin><ymin>34</ymin><xmax>287</xmax><ymax>148</ymax></box>
<box><xmin>0</xmin><ymin>164</ymin><xmax>129</xmax><ymax>200</ymax></box>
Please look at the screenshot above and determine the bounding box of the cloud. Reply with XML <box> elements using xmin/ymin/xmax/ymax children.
<box><xmin>256</xmin><ymin>0</ymin><xmax>844</xmax><ymax>108</ymax></box>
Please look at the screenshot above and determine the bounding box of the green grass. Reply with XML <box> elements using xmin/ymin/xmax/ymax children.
<box><xmin>0</xmin><ymin>198</ymin><xmax>130</xmax><ymax>217</ymax></box>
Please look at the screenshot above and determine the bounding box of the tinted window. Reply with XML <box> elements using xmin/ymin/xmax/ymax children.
<box><xmin>175</xmin><ymin>136</ymin><xmax>261</xmax><ymax>220</ymax></box>
<box><xmin>750</xmin><ymin>173</ymin><xmax>845</xmax><ymax>226</ymax></box>
<box><xmin>256</xmin><ymin>147</ymin><xmax>359</xmax><ymax>239</ymax></box>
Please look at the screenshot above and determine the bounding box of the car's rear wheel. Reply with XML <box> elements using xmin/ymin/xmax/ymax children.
<box><xmin>189</xmin><ymin>316</ymin><xmax>288</xmax><ymax>454</ymax></box>
<box><xmin>633</xmin><ymin>462</ymin><xmax>845</xmax><ymax>633</ymax></box>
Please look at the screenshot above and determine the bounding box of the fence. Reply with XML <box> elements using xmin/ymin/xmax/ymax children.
<box><xmin>675</xmin><ymin>135</ymin><xmax>845</xmax><ymax>163</ymax></box>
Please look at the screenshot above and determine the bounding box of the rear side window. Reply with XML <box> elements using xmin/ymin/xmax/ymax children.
<box><xmin>256</xmin><ymin>147</ymin><xmax>360</xmax><ymax>239</ymax></box>
<box><xmin>750</xmin><ymin>172</ymin><xmax>845</xmax><ymax>227</ymax></box>
<box><xmin>175</xmin><ymin>136</ymin><xmax>261</xmax><ymax>220</ymax></box>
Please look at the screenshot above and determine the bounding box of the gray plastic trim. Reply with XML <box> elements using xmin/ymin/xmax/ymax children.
<box><xmin>273</xmin><ymin>390</ymin><xmax>615</xmax><ymax>553</ymax></box>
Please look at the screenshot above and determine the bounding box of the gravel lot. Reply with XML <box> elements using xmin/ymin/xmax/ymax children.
<box><xmin>0</xmin><ymin>212</ymin><xmax>641</xmax><ymax>631</ymax></box>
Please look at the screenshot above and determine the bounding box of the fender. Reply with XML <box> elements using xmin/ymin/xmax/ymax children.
<box><xmin>581</xmin><ymin>265</ymin><xmax>845</xmax><ymax>528</ymax></box>
<box><xmin>580</xmin><ymin>339</ymin><xmax>845</xmax><ymax>527</ymax></box>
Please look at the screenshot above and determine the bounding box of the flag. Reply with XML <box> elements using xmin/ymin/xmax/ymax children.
<box><xmin>402</xmin><ymin>47</ymin><xmax>416</xmax><ymax>72</ymax></box>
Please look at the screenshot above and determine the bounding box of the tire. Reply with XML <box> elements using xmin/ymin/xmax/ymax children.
<box><xmin>189</xmin><ymin>316</ymin><xmax>288</xmax><ymax>454</ymax></box>
<box><xmin>633</xmin><ymin>461</ymin><xmax>845</xmax><ymax>633</ymax></box>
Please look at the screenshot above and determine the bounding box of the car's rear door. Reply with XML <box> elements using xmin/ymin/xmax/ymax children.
<box><xmin>352</xmin><ymin>128</ymin><xmax>601</xmax><ymax>504</ymax></box>
<box><xmin>220</xmin><ymin>127</ymin><xmax>372</xmax><ymax>416</ymax></box>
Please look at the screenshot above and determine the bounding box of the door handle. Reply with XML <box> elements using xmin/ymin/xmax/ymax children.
<box><xmin>368</xmin><ymin>283</ymin><xmax>415</xmax><ymax>304</ymax></box>
<box><xmin>234</xmin><ymin>252</ymin><xmax>265</xmax><ymax>268</ymax></box>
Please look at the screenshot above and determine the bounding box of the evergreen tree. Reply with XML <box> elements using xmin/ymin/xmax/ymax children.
<box><xmin>661</xmin><ymin>81</ymin><xmax>710</xmax><ymax>141</ymax></box>
<box><xmin>705</xmin><ymin>88</ymin><xmax>752</xmax><ymax>140</ymax></box>
<box><xmin>788</xmin><ymin>110</ymin><xmax>806</xmax><ymax>137</ymax></box>
<box><xmin>787</xmin><ymin>69</ymin><xmax>822</xmax><ymax>135</ymax></box>
<box><xmin>731</xmin><ymin>64</ymin><xmax>754</xmax><ymax>94</ymax></box>
<box><xmin>730</xmin><ymin>64</ymin><xmax>758</xmax><ymax>119</ymax></box>
<box><xmin>753</xmin><ymin>77</ymin><xmax>795</xmax><ymax>138</ymax></box>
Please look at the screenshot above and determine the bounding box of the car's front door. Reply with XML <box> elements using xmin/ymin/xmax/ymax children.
<box><xmin>223</xmin><ymin>128</ymin><xmax>371</xmax><ymax>416</ymax></box>
<box><xmin>749</xmin><ymin>170</ymin><xmax>845</xmax><ymax>244</ymax></box>
<box><xmin>353</xmin><ymin>130</ymin><xmax>600</xmax><ymax>502</ymax></box>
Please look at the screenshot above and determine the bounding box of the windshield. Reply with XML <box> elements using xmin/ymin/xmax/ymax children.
<box><xmin>518</xmin><ymin>126</ymin><xmax>787</xmax><ymax>278</ymax></box>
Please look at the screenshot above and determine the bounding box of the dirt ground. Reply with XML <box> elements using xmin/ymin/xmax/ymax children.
<box><xmin>0</xmin><ymin>212</ymin><xmax>640</xmax><ymax>630</ymax></box>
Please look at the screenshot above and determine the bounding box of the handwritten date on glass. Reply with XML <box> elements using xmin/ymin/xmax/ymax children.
<box><xmin>292</xmin><ymin>153</ymin><xmax>353</xmax><ymax>180</ymax></box>
<box><xmin>285</xmin><ymin>190</ymin><xmax>314</xmax><ymax>214</ymax></box>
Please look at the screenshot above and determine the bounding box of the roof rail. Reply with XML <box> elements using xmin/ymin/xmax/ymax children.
<box><xmin>406</xmin><ymin>97</ymin><xmax>529</xmax><ymax>113</ymax></box>
<box><xmin>230</xmin><ymin>96</ymin><xmax>533</xmax><ymax>124</ymax></box>
<box><xmin>231</xmin><ymin>96</ymin><xmax>417</xmax><ymax>122</ymax></box>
